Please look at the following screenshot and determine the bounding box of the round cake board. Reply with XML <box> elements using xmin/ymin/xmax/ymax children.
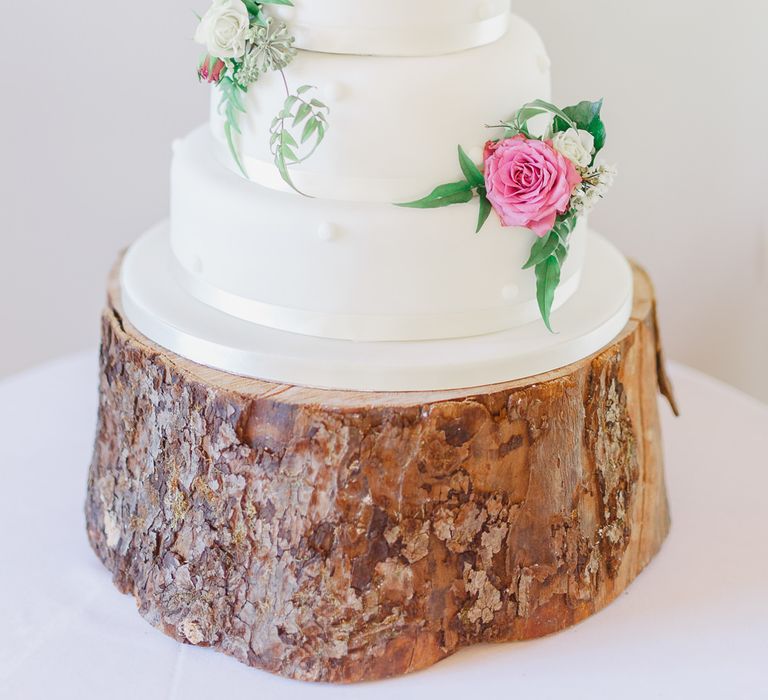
<box><xmin>120</xmin><ymin>223</ymin><xmax>633</xmax><ymax>392</ymax></box>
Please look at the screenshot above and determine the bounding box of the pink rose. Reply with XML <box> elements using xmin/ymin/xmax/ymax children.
<box><xmin>484</xmin><ymin>135</ymin><xmax>581</xmax><ymax>237</ymax></box>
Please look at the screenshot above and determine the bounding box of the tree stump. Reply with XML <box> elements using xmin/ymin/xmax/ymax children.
<box><xmin>86</xmin><ymin>262</ymin><xmax>674</xmax><ymax>683</ymax></box>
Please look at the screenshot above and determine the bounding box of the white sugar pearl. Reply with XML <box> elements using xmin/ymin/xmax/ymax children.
<box><xmin>317</xmin><ymin>222</ymin><xmax>341</xmax><ymax>242</ymax></box>
<box><xmin>324</xmin><ymin>82</ymin><xmax>345</xmax><ymax>102</ymax></box>
<box><xmin>502</xmin><ymin>284</ymin><xmax>520</xmax><ymax>302</ymax></box>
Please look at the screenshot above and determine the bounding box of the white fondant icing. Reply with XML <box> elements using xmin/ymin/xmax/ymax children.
<box><xmin>210</xmin><ymin>14</ymin><xmax>550</xmax><ymax>201</ymax></box>
<box><xmin>271</xmin><ymin>0</ymin><xmax>511</xmax><ymax>56</ymax></box>
<box><xmin>171</xmin><ymin>128</ymin><xmax>588</xmax><ymax>342</ymax></box>
<box><xmin>122</xmin><ymin>224</ymin><xmax>634</xmax><ymax>392</ymax></box>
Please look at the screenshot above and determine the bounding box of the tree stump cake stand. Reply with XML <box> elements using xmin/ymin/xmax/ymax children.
<box><xmin>86</xmin><ymin>262</ymin><xmax>676</xmax><ymax>684</ymax></box>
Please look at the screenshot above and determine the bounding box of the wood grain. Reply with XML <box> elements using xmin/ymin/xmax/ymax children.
<box><xmin>86</xmin><ymin>262</ymin><xmax>673</xmax><ymax>683</ymax></box>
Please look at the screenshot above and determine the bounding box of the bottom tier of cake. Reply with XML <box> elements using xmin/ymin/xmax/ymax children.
<box><xmin>120</xmin><ymin>223</ymin><xmax>633</xmax><ymax>392</ymax></box>
<box><xmin>87</xmin><ymin>263</ymin><xmax>674</xmax><ymax>682</ymax></box>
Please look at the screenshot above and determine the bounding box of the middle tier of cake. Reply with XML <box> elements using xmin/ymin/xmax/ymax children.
<box><xmin>170</xmin><ymin>127</ymin><xmax>588</xmax><ymax>343</ymax></box>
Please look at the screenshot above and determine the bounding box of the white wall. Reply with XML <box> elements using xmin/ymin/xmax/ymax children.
<box><xmin>524</xmin><ymin>1</ymin><xmax>768</xmax><ymax>402</ymax></box>
<box><xmin>1</xmin><ymin>1</ymin><xmax>767</xmax><ymax>402</ymax></box>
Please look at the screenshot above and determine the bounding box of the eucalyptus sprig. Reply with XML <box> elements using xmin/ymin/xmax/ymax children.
<box><xmin>270</xmin><ymin>82</ymin><xmax>330</xmax><ymax>195</ymax></box>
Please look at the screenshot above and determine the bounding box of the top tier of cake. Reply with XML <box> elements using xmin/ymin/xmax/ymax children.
<box><xmin>209</xmin><ymin>12</ymin><xmax>550</xmax><ymax>202</ymax></box>
<box><xmin>271</xmin><ymin>0</ymin><xmax>511</xmax><ymax>56</ymax></box>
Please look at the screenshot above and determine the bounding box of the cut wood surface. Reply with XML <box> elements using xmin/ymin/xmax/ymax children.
<box><xmin>86</xmin><ymin>262</ymin><xmax>673</xmax><ymax>683</ymax></box>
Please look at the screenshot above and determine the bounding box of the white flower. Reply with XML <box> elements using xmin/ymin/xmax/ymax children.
<box><xmin>552</xmin><ymin>128</ymin><xmax>595</xmax><ymax>168</ymax></box>
<box><xmin>596</xmin><ymin>163</ymin><xmax>618</xmax><ymax>189</ymax></box>
<box><xmin>571</xmin><ymin>164</ymin><xmax>617</xmax><ymax>214</ymax></box>
<box><xmin>195</xmin><ymin>0</ymin><xmax>250</xmax><ymax>59</ymax></box>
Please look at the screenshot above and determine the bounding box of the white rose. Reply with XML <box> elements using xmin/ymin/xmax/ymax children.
<box><xmin>552</xmin><ymin>128</ymin><xmax>595</xmax><ymax>168</ymax></box>
<box><xmin>195</xmin><ymin>0</ymin><xmax>250</xmax><ymax>59</ymax></box>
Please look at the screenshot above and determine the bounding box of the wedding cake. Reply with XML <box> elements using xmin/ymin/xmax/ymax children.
<box><xmin>120</xmin><ymin>0</ymin><xmax>633</xmax><ymax>391</ymax></box>
<box><xmin>88</xmin><ymin>0</ymin><xmax>672</xmax><ymax>685</ymax></box>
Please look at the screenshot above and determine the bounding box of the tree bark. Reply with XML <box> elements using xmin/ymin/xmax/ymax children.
<box><xmin>86</xmin><ymin>262</ymin><xmax>673</xmax><ymax>683</ymax></box>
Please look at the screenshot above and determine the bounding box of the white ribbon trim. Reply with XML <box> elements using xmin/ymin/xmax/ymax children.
<box><xmin>173</xmin><ymin>257</ymin><xmax>583</xmax><ymax>342</ymax></box>
<box><xmin>290</xmin><ymin>14</ymin><xmax>510</xmax><ymax>57</ymax></box>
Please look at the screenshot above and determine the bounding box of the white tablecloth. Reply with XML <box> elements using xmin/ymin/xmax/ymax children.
<box><xmin>1</xmin><ymin>353</ymin><xmax>766</xmax><ymax>699</ymax></box>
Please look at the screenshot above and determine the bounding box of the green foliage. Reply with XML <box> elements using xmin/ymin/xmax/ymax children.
<box><xmin>497</xmin><ymin>99</ymin><xmax>577</xmax><ymax>139</ymax></box>
<box><xmin>396</xmin><ymin>96</ymin><xmax>609</xmax><ymax>330</ymax></box>
<box><xmin>458</xmin><ymin>145</ymin><xmax>484</xmax><ymax>188</ymax></box>
<box><xmin>397</xmin><ymin>181</ymin><xmax>474</xmax><ymax>209</ymax></box>
<box><xmin>244</xmin><ymin>0</ymin><xmax>293</xmax><ymax>26</ymax></box>
<box><xmin>553</xmin><ymin>99</ymin><xmax>606</xmax><ymax>160</ymax></box>
<box><xmin>397</xmin><ymin>146</ymin><xmax>494</xmax><ymax>232</ymax></box>
<box><xmin>523</xmin><ymin>213</ymin><xmax>578</xmax><ymax>332</ymax></box>
<box><xmin>270</xmin><ymin>85</ymin><xmax>329</xmax><ymax>194</ymax></box>
<box><xmin>476</xmin><ymin>189</ymin><xmax>492</xmax><ymax>233</ymax></box>
<box><xmin>218</xmin><ymin>75</ymin><xmax>249</xmax><ymax>178</ymax></box>
<box><xmin>535</xmin><ymin>256</ymin><xmax>562</xmax><ymax>333</ymax></box>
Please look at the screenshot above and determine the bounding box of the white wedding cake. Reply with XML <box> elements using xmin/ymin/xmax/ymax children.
<box><xmin>90</xmin><ymin>8</ymin><xmax>670</xmax><ymax>683</ymax></box>
<box><xmin>121</xmin><ymin>0</ymin><xmax>633</xmax><ymax>391</ymax></box>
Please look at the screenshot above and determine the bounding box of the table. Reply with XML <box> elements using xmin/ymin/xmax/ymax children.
<box><xmin>1</xmin><ymin>352</ymin><xmax>766</xmax><ymax>699</ymax></box>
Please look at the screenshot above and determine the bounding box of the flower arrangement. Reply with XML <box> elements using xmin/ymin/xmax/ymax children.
<box><xmin>399</xmin><ymin>100</ymin><xmax>615</xmax><ymax>330</ymax></box>
<box><xmin>195</xmin><ymin>0</ymin><xmax>329</xmax><ymax>194</ymax></box>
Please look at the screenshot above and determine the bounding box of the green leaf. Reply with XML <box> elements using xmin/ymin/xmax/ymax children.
<box><xmin>224</xmin><ymin>121</ymin><xmax>248</xmax><ymax>178</ymax></box>
<box><xmin>293</xmin><ymin>102</ymin><xmax>311</xmax><ymax>126</ymax></box>
<box><xmin>476</xmin><ymin>191</ymin><xmax>492</xmax><ymax>233</ymax></box>
<box><xmin>458</xmin><ymin>146</ymin><xmax>484</xmax><ymax>188</ymax></box>
<box><xmin>559</xmin><ymin>100</ymin><xmax>603</xmax><ymax>129</ymax></box>
<box><xmin>268</xmin><ymin>86</ymin><xmax>331</xmax><ymax>195</ymax></box>
<box><xmin>515</xmin><ymin>99</ymin><xmax>577</xmax><ymax>131</ymax></box>
<box><xmin>244</xmin><ymin>0</ymin><xmax>294</xmax><ymax>23</ymax></box>
<box><xmin>281</xmin><ymin>144</ymin><xmax>298</xmax><ymax>162</ymax></box>
<box><xmin>301</xmin><ymin>117</ymin><xmax>318</xmax><ymax>143</ymax></box>
<box><xmin>551</xmin><ymin>212</ymin><xmax>578</xmax><ymax>243</ymax></box>
<box><xmin>535</xmin><ymin>255</ymin><xmax>562</xmax><ymax>333</ymax></box>
<box><xmin>216</xmin><ymin>77</ymin><xmax>249</xmax><ymax>178</ymax></box>
<box><xmin>281</xmin><ymin>131</ymin><xmax>298</xmax><ymax>148</ymax></box>
<box><xmin>242</xmin><ymin>0</ymin><xmax>262</xmax><ymax>14</ymax></box>
<box><xmin>396</xmin><ymin>181</ymin><xmax>474</xmax><ymax>209</ymax></box>
<box><xmin>523</xmin><ymin>230</ymin><xmax>560</xmax><ymax>270</ymax></box>
<box><xmin>554</xmin><ymin>99</ymin><xmax>606</xmax><ymax>157</ymax></box>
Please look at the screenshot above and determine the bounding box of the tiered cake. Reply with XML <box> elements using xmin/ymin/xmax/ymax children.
<box><xmin>88</xmin><ymin>0</ymin><xmax>673</xmax><ymax>684</ymax></box>
<box><xmin>120</xmin><ymin>0</ymin><xmax>633</xmax><ymax>391</ymax></box>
